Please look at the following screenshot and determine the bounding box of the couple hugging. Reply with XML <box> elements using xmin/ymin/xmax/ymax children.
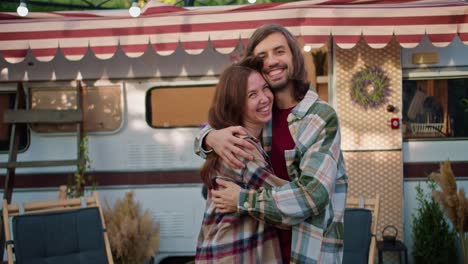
<box><xmin>194</xmin><ymin>24</ymin><xmax>348</xmax><ymax>264</ymax></box>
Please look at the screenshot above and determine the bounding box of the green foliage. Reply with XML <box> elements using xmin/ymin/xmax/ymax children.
<box><xmin>67</xmin><ymin>135</ymin><xmax>96</xmax><ymax>198</ymax></box>
<box><xmin>462</xmin><ymin>98</ymin><xmax>468</xmax><ymax>113</ymax></box>
<box><xmin>350</xmin><ymin>65</ymin><xmax>390</xmax><ymax>109</ymax></box>
<box><xmin>170</xmin><ymin>0</ymin><xmax>289</xmax><ymax>7</ymax></box>
<box><xmin>412</xmin><ymin>182</ymin><xmax>458</xmax><ymax>264</ymax></box>
<box><xmin>0</xmin><ymin>0</ymin><xmax>301</xmax><ymax>12</ymax></box>
<box><xmin>0</xmin><ymin>0</ymin><xmax>133</xmax><ymax>12</ymax></box>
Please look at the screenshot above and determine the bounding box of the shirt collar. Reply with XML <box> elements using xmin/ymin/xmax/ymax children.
<box><xmin>288</xmin><ymin>87</ymin><xmax>318</xmax><ymax>121</ymax></box>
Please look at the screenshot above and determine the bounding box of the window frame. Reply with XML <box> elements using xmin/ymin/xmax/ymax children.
<box><xmin>25</xmin><ymin>80</ymin><xmax>125</xmax><ymax>135</ymax></box>
<box><xmin>402</xmin><ymin>68</ymin><xmax>468</xmax><ymax>142</ymax></box>
<box><xmin>146</xmin><ymin>80</ymin><xmax>217</xmax><ymax>129</ymax></box>
<box><xmin>0</xmin><ymin>84</ymin><xmax>30</xmax><ymax>153</ymax></box>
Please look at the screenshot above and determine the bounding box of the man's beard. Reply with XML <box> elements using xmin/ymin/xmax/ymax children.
<box><xmin>264</xmin><ymin>64</ymin><xmax>291</xmax><ymax>93</ymax></box>
<box><xmin>268</xmin><ymin>77</ymin><xmax>289</xmax><ymax>93</ymax></box>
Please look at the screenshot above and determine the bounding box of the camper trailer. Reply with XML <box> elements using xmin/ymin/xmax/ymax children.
<box><xmin>401</xmin><ymin>35</ymin><xmax>468</xmax><ymax>260</ymax></box>
<box><xmin>1</xmin><ymin>1</ymin><xmax>468</xmax><ymax>263</ymax></box>
<box><xmin>0</xmin><ymin>46</ymin><xmax>237</xmax><ymax>262</ymax></box>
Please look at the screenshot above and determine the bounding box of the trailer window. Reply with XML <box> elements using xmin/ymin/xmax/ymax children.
<box><xmin>0</xmin><ymin>93</ymin><xmax>28</xmax><ymax>152</ymax></box>
<box><xmin>403</xmin><ymin>78</ymin><xmax>468</xmax><ymax>139</ymax></box>
<box><xmin>30</xmin><ymin>86</ymin><xmax>122</xmax><ymax>133</ymax></box>
<box><xmin>147</xmin><ymin>86</ymin><xmax>215</xmax><ymax>127</ymax></box>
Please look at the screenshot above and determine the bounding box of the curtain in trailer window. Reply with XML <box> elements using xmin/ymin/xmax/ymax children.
<box><xmin>147</xmin><ymin>86</ymin><xmax>215</xmax><ymax>128</ymax></box>
<box><xmin>30</xmin><ymin>86</ymin><xmax>123</xmax><ymax>133</ymax></box>
<box><xmin>402</xmin><ymin>78</ymin><xmax>468</xmax><ymax>139</ymax></box>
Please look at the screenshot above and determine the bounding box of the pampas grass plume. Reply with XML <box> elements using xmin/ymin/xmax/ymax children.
<box><xmin>433</xmin><ymin>190</ymin><xmax>458</xmax><ymax>228</ymax></box>
<box><xmin>459</xmin><ymin>189</ymin><xmax>467</xmax><ymax>232</ymax></box>
<box><xmin>431</xmin><ymin>161</ymin><xmax>468</xmax><ymax>263</ymax></box>
<box><xmin>103</xmin><ymin>192</ymin><xmax>160</xmax><ymax>264</ymax></box>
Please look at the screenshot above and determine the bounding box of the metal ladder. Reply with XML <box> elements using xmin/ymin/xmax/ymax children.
<box><xmin>0</xmin><ymin>81</ymin><xmax>85</xmax><ymax>259</ymax></box>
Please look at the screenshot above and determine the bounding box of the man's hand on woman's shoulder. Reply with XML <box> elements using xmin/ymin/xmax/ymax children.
<box><xmin>205</xmin><ymin>126</ymin><xmax>255</xmax><ymax>169</ymax></box>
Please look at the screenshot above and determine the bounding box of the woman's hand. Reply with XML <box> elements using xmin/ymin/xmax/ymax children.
<box><xmin>211</xmin><ymin>178</ymin><xmax>241</xmax><ymax>213</ymax></box>
<box><xmin>205</xmin><ymin>126</ymin><xmax>255</xmax><ymax>169</ymax></box>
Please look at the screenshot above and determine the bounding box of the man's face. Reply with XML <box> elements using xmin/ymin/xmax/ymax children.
<box><xmin>253</xmin><ymin>32</ymin><xmax>294</xmax><ymax>93</ymax></box>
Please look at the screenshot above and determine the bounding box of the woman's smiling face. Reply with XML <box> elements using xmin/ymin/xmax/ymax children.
<box><xmin>243</xmin><ymin>71</ymin><xmax>273</xmax><ymax>132</ymax></box>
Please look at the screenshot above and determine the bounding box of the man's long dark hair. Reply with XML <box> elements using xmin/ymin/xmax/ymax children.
<box><xmin>200</xmin><ymin>57</ymin><xmax>263</xmax><ymax>189</ymax></box>
<box><xmin>244</xmin><ymin>24</ymin><xmax>310</xmax><ymax>101</ymax></box>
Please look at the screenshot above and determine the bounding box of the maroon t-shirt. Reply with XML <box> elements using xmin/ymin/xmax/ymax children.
<box><xmin>271</xmin><ymin>106</ymin><xmax>295</xmax><ymax>264</ymax></box>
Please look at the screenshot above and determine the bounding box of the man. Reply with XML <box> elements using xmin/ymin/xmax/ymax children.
<box><xmin>194</xmin><ymin>24</ymin><xmax>347</xmax><ymax>264</ymax></box>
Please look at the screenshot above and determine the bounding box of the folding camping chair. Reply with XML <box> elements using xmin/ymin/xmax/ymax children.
<box><xmin>344</xmin><ymin>194</ymin><xmax>380</xmax><ymax>264</ymax></box>
<box><xmin>2</xmin><ymin>191</ymin><xmax>113</xmax><ymax>264</ymax></box>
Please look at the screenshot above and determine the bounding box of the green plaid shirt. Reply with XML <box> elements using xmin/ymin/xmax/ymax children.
<box><xmin>195</xmin><ymin>89</ymin><xmax>348</xmax><ymax>263</ymax></box>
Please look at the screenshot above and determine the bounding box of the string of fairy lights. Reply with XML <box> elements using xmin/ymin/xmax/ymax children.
<box><xmin>14</xmin><ymin>0</ymin><xmax>258</xmax><ymax>18</ymax></box>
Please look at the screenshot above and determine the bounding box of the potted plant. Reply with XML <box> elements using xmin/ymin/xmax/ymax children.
<box><xmin>103</xmin><ymin>191</ymin><xmax>160</xmax><ymax>264</ymax></box>
<box><xmin>431</xmin><ymin>161</ymin><xmax>468</xmax><ymax>263</ymax></box>
<box><xmin>412</xmin><ymin>180</ymin><xmax>458</xmax><ymax>264</ymax></box>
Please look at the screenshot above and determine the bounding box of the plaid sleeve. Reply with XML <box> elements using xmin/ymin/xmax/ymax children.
<box><xmin>237</xmin><ymin>138</ymin><xmax>290</xmax><ymax>229</ymax></box>
<box><xmin>193</xmin><ymin>124</ymin><xmax>213</xmax><ymax>159</ymax></box>
<box><xmin>238</xmin><ymin>110</ymin><xmax>340</xmax><ymax>226</ymax></box>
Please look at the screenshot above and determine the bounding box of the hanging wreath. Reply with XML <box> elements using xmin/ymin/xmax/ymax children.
<box><xmin>350</xmin><ymin>65</ymin><xmax>390</xmax><ymax>109</ymax></box>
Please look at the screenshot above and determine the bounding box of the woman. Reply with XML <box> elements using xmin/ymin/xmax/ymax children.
<box><xmin>195</xmin><ymin>57</ymin><xmax>289</xmax><ymax>264</ymax></box>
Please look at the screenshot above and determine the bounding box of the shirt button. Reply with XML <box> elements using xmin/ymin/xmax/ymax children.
<box><xmin>243</xmin><ymin>202</ymin><xmax>250</xmax><ymax>208</ymax></box>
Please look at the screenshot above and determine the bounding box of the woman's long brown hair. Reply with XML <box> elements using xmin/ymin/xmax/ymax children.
<box><xmin>199</xmin><ymin>57</ymin><xmax>263</xmax><ymax>189</ymax></box>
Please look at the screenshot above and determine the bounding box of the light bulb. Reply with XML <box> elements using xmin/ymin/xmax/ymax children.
<box><xmin>303</xmin><ymin>45</ymin><xmax>312</xmax><ymax>52</ymax></box>
<box><xmin>129</xmin><ymin>2</ymin><xmax>141</xmax><ymax>18</ymax></box>
<box><xmin>17</xmin><ymin>2</ymin><xmax>28</xmax><ymax>17</ymax></box>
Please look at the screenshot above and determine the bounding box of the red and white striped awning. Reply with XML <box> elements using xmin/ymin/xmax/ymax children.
<box><xmin>1</xmin><ymin>0</ymin><xmax>467</xmax><ymax>63</ymax></box>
